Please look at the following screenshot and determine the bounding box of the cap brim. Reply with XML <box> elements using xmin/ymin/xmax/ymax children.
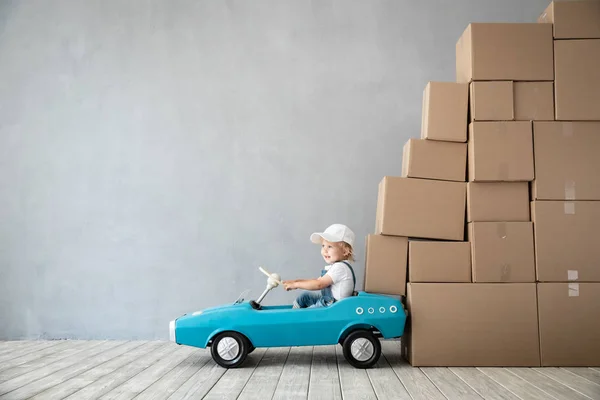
<box><xmin>310</xmin><ymin>232</ymin><xmax>339</xmax><ymax>244</ymax></box>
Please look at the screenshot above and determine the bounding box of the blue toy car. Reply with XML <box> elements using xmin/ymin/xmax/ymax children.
<box><xmin>169</xmin><ymin>267</ymin><xmax>407</xmax><ymax>369</ymax></box>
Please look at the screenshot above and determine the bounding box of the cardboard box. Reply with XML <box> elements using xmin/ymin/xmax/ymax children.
<box><xmin>467</xmin><ymin>182</ymin><xmax>530</xmax><ymax>222</ymax></box>
<box><xmin>514</xmin><ymin>82</ymin><xmax>555</xmax><ymax>121</ymax></box>
<box><xmin>470</xmin><ymin>81</ymin><xmax>513</xmax><ymax>121</ymax></box>
<box><xmin>538</xmin><ymin>1</ymin><xmax>600</xmax><ymax>39</ymax></box>
<box><xmin>531</xmin><ymin>201</ymin><xmax>600</xmax><ymax>282</ymax></box>
<box><xmin>456</xmin><ymin>23</ymin><xmax>554</xmax><ymax>83</ymax></box>
<box><xmin>421</xmin><ymin>82</ymin><xmax>468</xmax><ymax>142</ymax></box>
<box><xmin>554</xmin><ymin>39</ymin><xmax>600</xmax><ymax>120</ymax></box>
<box><xmin>469</xmin><ymin>81</ymin><xmax>554</xmax><ymax>121</ymax></box>
<box><xmin>403</xmin><ymin>283</ymin><xmax>540</xmax><ymax>366</ymax></box>
<box><xmin>408</xmin><ymin>241</ymin><xmax>471</xmax><ymax>283</ymax></box>
<box><xmin>364</xmin><ymin>235</ymin><xmax>408</xmax><ymax>296</ymax></box>
<box><xmin>401</xmin><ymin>138</ymin><xmax>467</xmax><ymax>182</ymax></box>
<box><xmin>468</xmin><ymin>122</ymin><xmax>534</xmax><ymax>182</ymax></box>
<box><xmin>537</xmin><ymin>283</ymin><xmax>600</xmax><ymax>366</ymax></box>
<box><xmin>468</xmin><ymin>222</ymin><xmax>535</xmax><ymax>283</ymax></box>
<box><xmin>375</xmin><ymin>177</ymin><xmax>466</xmax><ymax>241</ymax></box>
<box><xmin>532</xmin><ymin>122</ymin><xmax>600</xmax><ymax>201</ymax></box>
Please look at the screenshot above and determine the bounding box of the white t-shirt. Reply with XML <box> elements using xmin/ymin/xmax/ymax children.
<box><xmin>324</xmin><ymin>262</ymin><xmax>355</xmax><ymax>300</ymax></box>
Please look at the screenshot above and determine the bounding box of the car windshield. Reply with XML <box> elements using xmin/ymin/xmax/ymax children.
<box><xmin>234</xmin><ymin>289</ymin><xmax>250</xmax><ymax>304</ymax></box>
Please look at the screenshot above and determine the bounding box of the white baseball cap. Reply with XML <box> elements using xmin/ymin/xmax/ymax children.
<box><xmin>310</xmin><ymin>224</ymin><xmax>355</xmax><ymax>248</ymax></box>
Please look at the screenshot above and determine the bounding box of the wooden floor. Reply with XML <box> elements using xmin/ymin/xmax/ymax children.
<box><xmin>0</xmin><ymin>340</ymin><xmax>599</xmax><ymax>400</ymax></box>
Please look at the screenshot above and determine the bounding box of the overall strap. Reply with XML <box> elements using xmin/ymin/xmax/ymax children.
<box><xmin>340</xmin><ymin>261</ymin><xmax>356</xmax><ymax>289</ymax></box>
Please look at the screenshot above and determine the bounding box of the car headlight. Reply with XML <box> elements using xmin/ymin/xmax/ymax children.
<box><xmin>192</xmin><ymin>310</ymin><xmax>203</xmax><ymax>316</ymax></box>
<box><xmin>169</xmin><ymin>320</ymin><xmax>176</xmax><ymax>342</ymax></box>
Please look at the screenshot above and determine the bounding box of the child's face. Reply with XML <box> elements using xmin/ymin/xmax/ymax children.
<box><xmin>320</xmin><ymin>239</ymin><xmax>346</xmax><ymax>264</ymax></box>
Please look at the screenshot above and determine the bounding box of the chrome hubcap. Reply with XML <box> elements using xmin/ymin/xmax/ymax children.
<box><xmin>350</xmin><ymin>338</ymin><xmax>374</xmax><ymax>361</ymax></box>
<box><xmin>217</xmin><ymin>337</ymin><xmax>239</xmax><ymax>360</ymax></box>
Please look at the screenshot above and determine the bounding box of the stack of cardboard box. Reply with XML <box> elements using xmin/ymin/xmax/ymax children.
<box><xmin>363</xmin><ymin>0</ymin><xmax>600</xmax><ymax>367</ymax></box>
<box><xmin>533</xmin><ymin>0</ymin><xmax>600</xmax><ymax>367</ymax></box>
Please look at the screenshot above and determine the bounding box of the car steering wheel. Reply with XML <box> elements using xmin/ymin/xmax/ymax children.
<box><xmin>259</xmin><ymin>266</ymin><xmax>283</xmax><ymax>286</ymax></box>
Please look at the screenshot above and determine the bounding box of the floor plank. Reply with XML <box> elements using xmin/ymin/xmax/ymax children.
<box><xmin>421</xmin><ymin>367</ymin><xmax>483</xmax><ymax>400</ymax></box>
<box><xmin>450</xmin><ymin>368</ymin><xmax>520</xmax><ymax>400</ymax></box>
<box><xmin>62</xmin><ymin>342</ymin><xmax>174</xmax><ymax>400</ymax></box>
<box><xmin>308</xmin><ymin>345</ymin><xmax>342</xmax><ymax>400</ymax></box>
<box><xmin>335</xmin><ymin>344</ymin><xmax>377</xmax><ymax>400</ymax></box>
<box><xmin>0</xmin><ymin>341</ymin><xmax>142</xmax><ymax>400</ymax></box>
<box><xmin>202</xmin><ymin>347</ymin><xmax>267</xmax><ymax>400</ymax></box>
<box><xmin>0</xmin><ymin>340</ymin><xmax>38</xmax><ymax>350</ymax></box>
<box><xmin>564</xmin><ymin>368</ymin><xmax>600</xmax><ymax>386</ymax></box>
<box><xmin>271</xmin><ymin>346</ymin><xmax>312</xmax><ymax>400</ymax></box>
<box><xmin>507</xmin><ymin>368</ymin><xmax>593</xmax><ymax>400</ymax></box>
<box><xmin>0</xmin><ymin>341</ymin><xmax>118</xmax><ymax>397</ymax></box>
<box><xmin>28</xmin><ymin>341</ymin><xmax>163</xmax><ymax>400</ymax></box>
<box><xmin>133</xmin><ymin>347</ymin><xmax>211</xmax><ymax>400</ymax></box>
<box><xmin>366</xmin><ymin>349</ymin><xmax>412</xmax><ymax>400</ymax></box>
<box><xmin>381</xmin><ymin>340</ymin><xmax>446</xmax><ymax>400</ymax></box>
<box><xmin>166</xmin><ymin>352</ymin><xmax>228</xmax><ymax>400</ymax></box>
<box><xmin>0</xmin><ymin>340</ymin><xmax>89</xmax><ymax>374</ymax></box>
<box><xmin>2</xmin><ymin>340</ymin><xmax>599</xmax><ymax>400</ymax></box>
<box><xmin>534</xmin><ymin>368</ymin><xmax>600</xmax><ymax>400</ymax></box>
<box><xmin>237</xmin><ymin>347</ymin><xmax>290</xmax><ymax>400</ymax></box>
<box><xmin>98</xmin><ymin>345</ymin><xmax>196</xmax><ymax>400</ymax></box>
<box><xmin>0</xmin><ymin>341</ymin><xmax>54</xmax><ymax>358</ymax></box>
<box><xmin>0</xmin><ymin>341</ymin><xmax>63</xmax><ymax>365</ymax></box>
<box><xmin>478</xmin><ymin>368</ymin><xmax>559</xmax><ymax>400</ymax></box>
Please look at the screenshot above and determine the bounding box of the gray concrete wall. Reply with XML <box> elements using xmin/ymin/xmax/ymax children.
<box><xmin>0</xmin><ymin>0</ymin><xmax>549</xmax><ymax>340</ymax></box>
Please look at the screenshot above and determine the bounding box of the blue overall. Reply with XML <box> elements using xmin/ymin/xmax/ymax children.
<box><xmin>294</xmin><ymin>261</ymin><xmax>356</xmax><ymax>308</ymax></box>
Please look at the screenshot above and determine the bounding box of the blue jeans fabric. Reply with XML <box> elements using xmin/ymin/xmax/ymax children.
<box><xmin>293</xmin><ymin>291</ymin><xmax>330</xmax><ymax>308</ymax></box>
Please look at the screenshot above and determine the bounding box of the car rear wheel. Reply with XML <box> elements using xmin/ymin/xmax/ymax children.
<box><xmin>342</xmin><ymin>330</ymin><xmax>381</xmax><ymax>369</ymax></box>
<box><xmin>210</xmin><ymin>331</ymin><xmax>251</xmax><ymax>368</ymax></box>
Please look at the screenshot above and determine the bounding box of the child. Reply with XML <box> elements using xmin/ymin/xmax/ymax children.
<box><xmin>283</xmin><ymin>223</ymin><xmax>356</xmax><ymax>308</ymax></box>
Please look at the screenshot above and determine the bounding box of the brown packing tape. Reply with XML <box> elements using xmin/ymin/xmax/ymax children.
<box><xmin>498</xmin><ymin>163</ymin><xmax>509</xmax><ymax>180</ymax></box>
<box><xmin>494</xmin><ymin>123</ymin><xmax>507</xmax><ymax>134</ymax></box>
<box><xmin>421</xmin><ymin>85</ymin><xmax>428</xmax><ymax>139</ymax></box>
<box><xmin>495</xmin><ymin>123</ymin><xmax>509</xmax><ymax>180</ymax></box>
<box><xmin>562</xmin><ymin>123</ymin><xmax>576</xmax><ymax>201</ymax></box>
<box><xmin>500</xmin><ymin>264</ymin><xmax>511</xmax><ymax>282</ymax></box>
<box><xmin>511</xmin><ymin>81</ymin><xmax>516</xmax><ymax>119</ymax></box>
<box><xmin>497</xmin><ymin>223</ymin><xmax>510</xmax><ymax>282</ymax></box>
<box><xmin>496</xmin><ymin>222</ymin><xmax>507</xmax><ymax>239</ymax></box>
<box><xmin>564</xmin><ymin>201</ymin><xmax>576</xmax><ymax>215</ymax></box>
<box><xmin>563</xmin><ymin>122</ymin><xmax>574</xmax><ymax>137</ymax></box>
<box><xmin>531</xmin><ymin>86</ymin><xmax>539</xmax><ymax>120</ymax></box>
<box><xmin>515</xmin><ymin>82</ymin><xmax>541</xmax><ymax>120</ymax></box>
<box><xmin>565</xmin><ymin>181</ymin><xmax>576</xmax><ymax>200</ymax></box>
<box><xmin>469</xmin><ymin>83</ymin><xmax>476</xmax><ymax>121</ymax></box>
<box><xmin>568</xmin><ymin>283</ymin><xmax>579</xmax><ymax>297</ymax></box>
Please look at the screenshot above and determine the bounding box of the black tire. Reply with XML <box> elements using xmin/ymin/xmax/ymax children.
<box><xmin>342</xmin><ymin>330</ymin><xmax>381</xmax><ymax>369</ymax></box>
<box><xmin>210</xmin><ymin>331</ymin><xmax>251</xmax><ymax>368</ymax></box>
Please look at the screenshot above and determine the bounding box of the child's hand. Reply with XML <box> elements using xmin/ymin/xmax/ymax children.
<box><xmin>283</xmin><ymin>280</ymin><xmax>297</xmax><ymax>291</ymax></box>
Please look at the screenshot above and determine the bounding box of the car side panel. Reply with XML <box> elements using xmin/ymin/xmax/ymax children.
<box><xmin>240</xmin><ymin>293</ymin><xmax>406</xmax><ymax>347</ymax></box>
<box><xmin>174</xmin><ymin>291</ymin><xmax>406</xmax><ymax>349</ymax></box>
<box><xmin>335</xmin><ymin>295</ymin><xmax>406</xmax><ymax>340</ymax></box>
<box><xmin>242</xmin><ymin>306</ymin><xmax>354</xmax><ymax>347</ymax></box>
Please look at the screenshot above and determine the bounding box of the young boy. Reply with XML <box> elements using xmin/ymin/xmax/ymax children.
<box><xmin>283</xmin><ymin>223</ymin><xmax>356</xmax><ymax>308</ymax></box>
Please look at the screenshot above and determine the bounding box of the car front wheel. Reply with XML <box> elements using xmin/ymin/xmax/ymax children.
<box><xmin>210</xmin><ymin>331</ymin><xmax>251</xmax><ymax>368</ymax></box>
<box><xmin>342</xmin><ymin>330</ymin><xmax>381</xmax><ymax>369</ymax></box>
